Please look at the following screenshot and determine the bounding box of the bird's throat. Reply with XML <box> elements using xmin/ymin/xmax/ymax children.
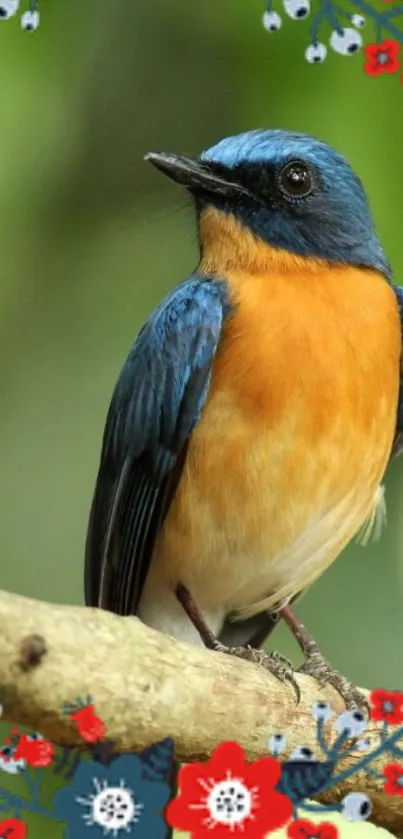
<box><xmin>198</xmin><ymin>206</ymin><xmax>327</xmax><ymax>278</ymax></box>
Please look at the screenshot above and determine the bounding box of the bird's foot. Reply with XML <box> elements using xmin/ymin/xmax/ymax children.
<box><xmin>210</xmin><ymin>639</ymin><xmax>300</xmax><ymax>702</ymax></box>
<box><xmin>298</xmin><ymin>648</ymin><xmax>368</xmax><ymax>712</ymax></box>
<box><xmin>279</xmin><ymin>605</ymin><xmax>368</xmax><ymax>712</ymax></box>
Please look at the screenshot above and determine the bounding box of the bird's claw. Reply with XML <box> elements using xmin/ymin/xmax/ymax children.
<box><xmin>211</xmin><ymin>641</ymin><xmax>300</xmax><ymax>703</ymax></box>
<box><xmin>260</xmin><ymin>649</ymin><xmax>301</xmax><ymax>704</ymax></box>
<box><xmin>298</xmin><ymin>649</ymin><xmax>369</xmax><ymax>712</ymax></box>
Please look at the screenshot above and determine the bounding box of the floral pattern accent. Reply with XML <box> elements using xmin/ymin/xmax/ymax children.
<box><xmin>53</xmin><ymin>755</ymin><xmax>170</xmax><ymax>838</ymax></box>
<box><xmin>370</xmin><ymin>689</ymin><xmax>403</xmax><ymax>724</ymax></box>
<box><xmin>166</xmin><ymin>741</ymin><xmax>293</xmax><ymax>837</ymax></box>
<box><xmin>261</xmin><ymin>0</ymin><xmax>403</xmax><ymax>86</ymax></box>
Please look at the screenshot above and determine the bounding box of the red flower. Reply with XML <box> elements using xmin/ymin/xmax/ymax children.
<box><xmin>384</xmin><ymin>763</ymin><xmax>403</xmax><ymax>796</ymax></box>
<box><xmin>14</xmin><ymin>734</ymin><xmax>54</xmax><ymax>768</ymax></box>
<box><xmin>364</xmin><ymin>40</ymin><xmax>400</xmax><ymax>76</ymax></box>
<box><xmin>287</xmin><ymin>819</ymin><xmax>338</xmax><ymax>839</ymax></box>
<box><xmin>70</xmin><ymin>704</ymin><xmax>106</xmax><ymax>743</ymax></box>
<box><xmin>0</xmin><ymin>817</ymin><xmax>27</xmax><ymax>839</ymax></box>
<box><xmin>370</xmin><ymin>689</ymin><xmax>403</xmax><ymax>724</ymax></box>
<box><xmin>166</xmin><ymin>740</ymin><xmax>293</xmax><ymax>838</ymax></box>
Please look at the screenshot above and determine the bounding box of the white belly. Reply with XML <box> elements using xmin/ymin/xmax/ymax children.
<box><xmin>138</xmin><ymin>484</ymin><xmax>385</xmax><ymax>644</ymax></box>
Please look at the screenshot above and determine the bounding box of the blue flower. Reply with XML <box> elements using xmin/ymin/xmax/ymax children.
<box><xmin>53</xmin><ymin>755</ymin><xmax>170</xmax><ymax>839</ymax></box>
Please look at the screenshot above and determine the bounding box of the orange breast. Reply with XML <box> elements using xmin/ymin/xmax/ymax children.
<box><xmin>151</xmin><ymin>210</ymin><xmax>401</xmax><ymax>618</ymax></box>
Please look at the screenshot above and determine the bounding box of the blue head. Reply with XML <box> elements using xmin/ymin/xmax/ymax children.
<box><xmin>145</xmin><ymin>129</ymin><xmax>390</xmax><ymax>278</ymax></box>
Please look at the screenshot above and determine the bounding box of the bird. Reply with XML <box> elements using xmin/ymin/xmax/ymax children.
<box><xmin>85</xmin><ymin>128</ymin><xmax>403</xmax><ymax>714</ymax></box>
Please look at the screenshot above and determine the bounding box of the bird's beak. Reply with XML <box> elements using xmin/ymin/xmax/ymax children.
<box><xmin>144</xmin><ymin>151</ymin><xmax>252</xmax><ymax>199</ymax></box>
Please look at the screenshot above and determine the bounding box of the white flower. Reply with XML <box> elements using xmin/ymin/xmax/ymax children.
<box><xmin>335</xmin><ymin>709</ymin><xmax>367</xmax><ymax>738</ymax></box>
<box><xmin>351</xmin><ymin>14</ymin><xmax>365</xmax><ymax>28</ymax></box>
<box><xmin>262</xmin><ymin>10</ymin><xmax>282</xmax><ymax>32</ymax></box>
<box><xmin>283</xmin><ymin>0</ymin><xmax>310</xmax><ymax>20</ymax></box>
<box><xmin>290</xmin><ymin>745</ymin><xmax>315</xmax><ymax>761</ymax></box>
<box><xmin>341</xmin><ymin>792</ymin><xmax>372</xmax><ymax>822</ymax></box>
<box><xmin>311</xmin><ymin>700</ymin><xmax>333</xmax><ymax>721</ymax></box>
<box><xmin>330</xmin><ymin>27</ymin><xmax>362</xmax><ymax>56</ymax></box>
<box><xmin>21</xmin><ymin>9</ymin><xmax>39</xmax><ymax>30</ymax></box>
<box><xmin>0</xmin><ymin>0</ymin><xmax>19</xmax><ymax>20</ymax></box>
<box><xmin>268</xmin><ymin>733</ymin><xmax>287</xmax><ymax>755</ymax></box>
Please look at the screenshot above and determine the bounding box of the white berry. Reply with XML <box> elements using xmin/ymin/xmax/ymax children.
<box><xmin>356</xmin><ymin>737</ymin><xmax>371</xmax><ymax>752</ymax></box>
<box><xmin>268</xmin><ymin>733</ymin><xmax>287</xmax><ymax>755</ymax></box>
<box><xmin>21</xmin><ymin>9</ymin><xmax>39</xmax><ymax>29</ymax></box>
<box><xmin>305</xmin><ymin>42</ymin><xmax>327</xmax><ymax>63</ymax></box>
<box><xmin>283</xmin><ymin>0</ymin><xmax>310</xmax><ymax>20</ymax></box>
<box><xmin>351</xmin><ymin>14</ymin><xmax>365</xmax><ymax>28</ymax></box>
<box><xmin>0</xmin><ymin>746</ymin><xmax>26</xmax><ymax>775</ymax></box>
<box><xmin>0</xmin><ymin>0</ymin><xmax>19</xmax><ymax>19</ymax></box>
<box><xmin>335</xmin><ymin>710</ymin><xmax>367</xmax><ymax>738</ymax></box>
<box><xmin>311</xmin><ymin>700</ymin><xmax>333</xmax><ymax>721</ymax></box>
<box><xmin>341</xmin><ymin>792</ymin><xmax>372</xmax><ymax>822</ymax></box>
<box><xmin>262</xmin><ymin>10</ymin><xmax>282</xmax><ymax>32</ymax></box>
<box><xmin>330</xmin><ymin>27</ymin><xmax>362</xmax><ymax>56</ymax></box>
<box><xmin>290</xmin><ymin>745</ymin><xmax>315</xmax><ymax>761</ymax></box>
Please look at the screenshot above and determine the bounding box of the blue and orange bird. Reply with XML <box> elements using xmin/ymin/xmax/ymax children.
<box><xmin>85</xmin><ymin>129</ymin><xmax>403</xmax><ymax>709</ymax></box>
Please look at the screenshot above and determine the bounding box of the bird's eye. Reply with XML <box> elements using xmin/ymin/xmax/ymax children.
<box><xmin>278</xmin><ymin>160</ymin><xmax>313</xmax><ymax>199</ymax></box>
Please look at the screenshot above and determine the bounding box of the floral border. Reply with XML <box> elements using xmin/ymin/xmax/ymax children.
<box><xmin>1</xmin><ymin>689</ymin><xmax>403</xmax><ymax>838</ymax></box>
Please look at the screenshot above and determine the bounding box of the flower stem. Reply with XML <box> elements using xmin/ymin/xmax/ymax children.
<box><xmin>0</xmin><ymin>789</ymin><xmax>53</xmax><ymax>820</ymax></box>
<box><xmin>316</xmin><ymin>720</ymin><xmax>334</xmax><ymax>759</ymax></box>
<box><xmin>322</xmin><ymin>0</ymin><xmax>343</xmax><ymax>32</ymax></box>
<box><xmin>317</xmin><ymin>724</ymin><xmax>403</xmax><ymax>795</ymax></box>
<box><xmin>349</xmin><ymin>0</ymin><xmax>403</xmax><ymax>42</ymax></box>
<box><xmin>300</xmin><ymin>801</ymin><xmax>341</xmax><ymax>814</ymax></box>
<box><xmin>327</xmin><ymin>730</ymin><xmax>349</xmax><ymax>760</ymax></box>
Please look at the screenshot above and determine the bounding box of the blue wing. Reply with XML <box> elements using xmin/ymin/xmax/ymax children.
<box><xmin>391</xmin><ymin>284</ymin><xmax>403</xmax><ymax>459</ymax></box>
<box><xmin>84</xmin><ymin>275</ymin><xmax>228</xmax><ymax>615</ymax></box>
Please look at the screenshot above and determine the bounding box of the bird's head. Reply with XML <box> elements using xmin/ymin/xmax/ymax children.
<box><xmin>145</xmin><ymin>129</ymin><xmax>390</xmax><ymax>278</ymax></box>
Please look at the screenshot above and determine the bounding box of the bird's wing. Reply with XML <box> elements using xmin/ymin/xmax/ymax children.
<box><xmin>390</xmin><ymin>284</ymin><xmax>403</xmax><ymax>459</ymax></box>
<box><xmin>84</xmin><ymin>276</ymin><xmax>227</xmax><ymax>615</ymax></box>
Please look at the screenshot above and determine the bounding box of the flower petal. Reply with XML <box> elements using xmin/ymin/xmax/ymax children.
<box><xmin>165</xmin><ymin>792</ymin><xmax>202</xmax><ymax>832</ymax></box>
<box><xmin>209</xmin><ymin>740</ymin><xmax>248</xmax><ymax>777</ymax></box>
<box><xmin>318</xmin><ymin>822</ymin><xmax>339</xmax><ymax>839</ymax></box>
<box><xmin>385</xmin><ymin>779</ymin><xmax>403</xmax><ymax>797</ymax></box>
<box><xmin>246</xmin><ymin>754</ymin><xmax>282</xmax><ymax>789</ymax></box>
<box><xmin>380</xmin><ymin>40</ymin><xmax>400</xmax><ymax>60</ymax></box>
<box><xmin>287</xmin><ymin>819</ymin><xmax>314</xmax><ymax>838</ymax></box>
<box><xmin>106</xmin><ymin>754</ymin><xmax>143</xmax><ymax>786</ymax></box>
<box><xmin>364</xmin><ymin>44</ymin><xmax>382</xmax><ymax>60</ymax></box>
<box><xmin>175</xmin><ymin>759</ymin><xmax>216</xmax><ymax>801</ymax></box>
<box><xmin>137</xmin><ymin>778</ymin><xmax>171</xmax><ymax>813</ymax></box>
<box><xmin>252</xmin><ymin>788</ymin><xmax>293</xmax><ymax>833</ymax></box>
<box><xmin>384</xmin><ymin>763</ymin><xmax>403</xmax><ymax>781</ymax></box>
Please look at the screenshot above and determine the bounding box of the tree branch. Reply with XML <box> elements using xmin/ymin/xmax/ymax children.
<box><xmin>0</xmin><ymin>588</ymin><xmax>401</xmax><ymax>836</ymax></box>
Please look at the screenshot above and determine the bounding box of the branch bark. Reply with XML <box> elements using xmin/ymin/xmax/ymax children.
<box><xmin>0</xmin><ymin>589</ymin><xmax>401</xmax><ymax>836</ymax></box>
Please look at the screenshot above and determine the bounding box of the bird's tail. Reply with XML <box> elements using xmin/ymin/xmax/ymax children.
<box><xmin>356</xmin><ymin>484</ymin><xmax>387</xmax><ymax>546</ymax></box>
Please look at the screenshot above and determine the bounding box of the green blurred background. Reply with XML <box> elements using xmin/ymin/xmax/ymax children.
<box><xmin>0</xmin><ymin>0</ymin><xmax>402</xmax><ymax>836</ymax></box>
